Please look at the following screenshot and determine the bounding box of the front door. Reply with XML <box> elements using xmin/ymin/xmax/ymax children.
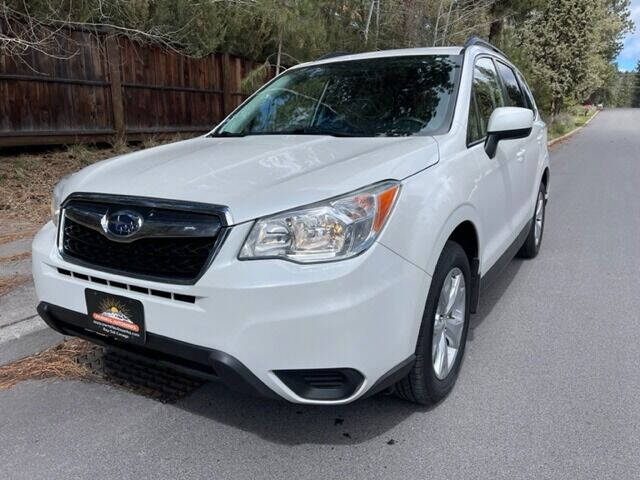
<box><xmin>495</xmin><ymin>60</ymin><xmax>540</xmax><ymax>234</ymax></box>
<box><xmin>467</xmin><ymin>56</ymin><xmax>519</xmax><ymax>272</ymax></box>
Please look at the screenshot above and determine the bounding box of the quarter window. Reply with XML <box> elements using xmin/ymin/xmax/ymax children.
<box><xmin>467</xmin><ymin>95</ymin><xmax>482</xmax><ymax>144</ymax></box>
<box><xmin>496</xmin><ymin>61</ymin><xmax>525</xmax><ymax>108</ymax></box>
<box><xmin>515</xmin><ymin>71</ymin><xmax>536</xmax><ymax>113</ymax></box>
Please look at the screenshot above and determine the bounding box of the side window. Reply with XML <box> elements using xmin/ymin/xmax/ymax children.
<box><xmin>467</xmin><ymin>94</ymin><xmax>483</xmax><ymax>144</ymax></box>
<box><xmin>515</xmin><ymin>71</ymin><xmax>536</xmax><ymax>113</ymax></box>
<box><xmin>468</xmin><ymin>57</ymin><xmax>505</xmax><ymax>143</ymax></box>
<box><xmin>496</xmin><ymin>61</ymin><xmax>525</xmax><ymax>108</ymax></box>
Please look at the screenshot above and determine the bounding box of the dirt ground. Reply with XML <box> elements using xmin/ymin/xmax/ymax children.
<box><xmin>0</xmin><ymin>137</ymin><xmax>193</xmax><ymax>300</ymax></box>
<box><xmin>0</xmin><ymin>143</ymin><xmax>135</xmax><ymax>238</ymax></box>
<box><xmin>0</xmin><ymin>137</ymin><xmax>200</xmax><ymax>392</ymax></box>
<box><xmin>0</xmin><ymin>136</ymin><xmax>193</xmax><ymax>243</ymax></box>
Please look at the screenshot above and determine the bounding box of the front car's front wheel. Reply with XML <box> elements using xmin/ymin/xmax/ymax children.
<box><xmin>394</xmin><ymin>241</ymin><xmax>471</xmax><ymax>405</ymax></box>
<box><xmin>518</xmin><ymin>182</ymin><xmax>547</xmax><ymax>259</ymax></box>
<box><xmin>432</xmin><ymin>267</ymin><xmax>466</xmax><ymax>380</ymax></box>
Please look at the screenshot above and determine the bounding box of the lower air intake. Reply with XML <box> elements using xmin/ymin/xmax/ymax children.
<box><xmin>274</xmin><ymin>368</ymin><xmax>364</xmax><ymax>401</ymax></box>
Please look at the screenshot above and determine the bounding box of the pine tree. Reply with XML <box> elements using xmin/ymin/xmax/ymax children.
<box><xmin>519</xmin><ymin>0</ymin><xmax>598</xmax><ymax>117</ymax></box>
<box><xmin>518</xmin><ymin>0</ymin><xmax>631</xmax><ymax>117</ymax></box>
<box><xmin>633</xmin><ymin>61</ymin><xmax>640</xmax><ymax>108</ymax></box>
<box><xmin>488</xmin><ymin>0</ymin><xmax>546</xmax><ymax>44</ymax></box>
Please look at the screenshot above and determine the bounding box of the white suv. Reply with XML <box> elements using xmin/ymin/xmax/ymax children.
<box><xmin>33</xmin><ymin>38</ymin><xmax>549</xmax><ymax>405</ymax></box>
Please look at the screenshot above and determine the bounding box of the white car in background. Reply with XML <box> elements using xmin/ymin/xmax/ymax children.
<box><xmin>33</xmin><ymin>37</ymin><xmax>549</xmax><ymax>405</ymax></box>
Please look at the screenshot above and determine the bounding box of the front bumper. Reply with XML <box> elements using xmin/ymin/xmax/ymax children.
<box><xmin>37</xmin><ymin>302</ymin><xmax>283</xmax><ymax>399</ymax></box>
<box><xmin>33</xmin><ymin>221</ymin><xmax>430</xmax><ymax>404</ymax></box>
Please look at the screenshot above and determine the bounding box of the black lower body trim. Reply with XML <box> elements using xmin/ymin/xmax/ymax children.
<box><xmin>469</xmin><ymin>257</ymin><xmax>480</xmax><ymax>314</ymax></box>
<box><xmin>480</xmin><ymin>218</ymin><xmax>532</xmax><ymax>292</ymax></box>
<box><xmin>37</xmin><ymin>302</ymin><xmax>280</xmax><ymax>400</ymax></box>
<box><xmin>363</xmin><ymin>354</ymin><xmax>416</xmax><ymax>398</ymax></box>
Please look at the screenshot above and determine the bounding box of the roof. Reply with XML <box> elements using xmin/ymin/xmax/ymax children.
<box><xmin>292</xmin><ymin>46</ymin><xmax>465</xmax><ymax>70</ymax></box>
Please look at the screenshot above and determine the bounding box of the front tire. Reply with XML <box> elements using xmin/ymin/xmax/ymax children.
<box><xmin>518</xmin><ymin>182</ymin><xmax>546</xmax><ymax>259</ymax></box>
<box><xmin>394</xmin><ymin>241</ymin><xmax>471</xmax><ymax>405</ymax></box>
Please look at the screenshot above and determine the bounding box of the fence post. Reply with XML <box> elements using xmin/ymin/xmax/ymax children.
<box><xmin>106</xmin><ymin>36</ymin><xmax>125</xmax><ymax>143</ymax></box>
<box><xmin>222</xmin><ymin>53</ymin><xmax>233</xmax><ymax>118</ymax></box>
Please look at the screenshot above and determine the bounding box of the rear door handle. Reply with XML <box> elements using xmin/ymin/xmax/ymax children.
<box><xmin>516</xmin><ymin>148</ymin><xmax>526</xmax><ymax>162</ymax></box>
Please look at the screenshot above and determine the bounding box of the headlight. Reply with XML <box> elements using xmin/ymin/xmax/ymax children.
<box><xmin>51</xmin><ymin>175</ymin><xmax>70</xmax><ymax>226</ymax></box>
<box><xmin>239</xmin><ymin>181</ymin><xmax>400</xmax><ymax>263</ymax></box>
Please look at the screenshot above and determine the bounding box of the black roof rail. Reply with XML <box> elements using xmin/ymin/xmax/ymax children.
<box><xmin>462</xmin><ymin>36</ymin><xmax>507</xmax><ymax>57</ymax></box>
<box><xmin>317</xmin><ymin>51</ymin><xmax>352</xmax><ymax>60</ymax></box>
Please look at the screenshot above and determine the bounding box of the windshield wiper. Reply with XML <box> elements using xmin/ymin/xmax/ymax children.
<box><xmin>210</xmin><ymin>128</ymin><xmax>368</xmax><ymax>138</ymax></box>
<box><xmin>208</xmin><ymin>131</ymin><xmax>247</xmax><ymax>137</ymax></box>
<box><xmin>258</xmin><ymin>127</ymin><xmax>365</xmax><ymax>137</ymax></box>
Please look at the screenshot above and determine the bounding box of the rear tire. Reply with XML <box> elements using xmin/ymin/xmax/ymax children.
<box><xmin>518</xmin><ymin>182</ymin><xmax>546</xmax><ymax>259</ymax></box>
<box><xmin>394</xmin><ymin>241</ymin><xmax>471</xmax><ymax>405</ymax></box>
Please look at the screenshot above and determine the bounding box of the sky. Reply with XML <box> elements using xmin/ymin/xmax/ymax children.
<box><xmin>617</xmin><ymin>0</ymin><xmax>640</xmax><ymax>71</ymax></box>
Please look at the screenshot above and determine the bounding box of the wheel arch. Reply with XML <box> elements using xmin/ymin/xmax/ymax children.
<box><xmin>445</xmin><ymin>220</ymin><xmax>481</xmax><ymax>313</ymax></box>
<box><xmin>426</xmin><ymin>206</ymin><xmax>482</xmax><ymax>314</ymax></box>
<box><xmin>448</xmin><ymin>220</ymin><xmax>479</xmax><ymax>263</ymax></box>
<box><xmin>423</xmin><ymin>204</ymin><xmax>482</xmax><ymax>275</ymax></box>
<box><xmin>541</xmin><ymin>167</ymin><xmax>550</xmax><ymax>197</ymax></box>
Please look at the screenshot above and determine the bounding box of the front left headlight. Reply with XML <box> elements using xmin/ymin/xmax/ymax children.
<box><xmin>239</xmin><ymin>181</ymin><xmax>400</xmax><ymax>263</ymax></box>
<box><xmin>51</xmin><ymin>175</ymin><xmax>71</xmax><ymax>226</ymax></box>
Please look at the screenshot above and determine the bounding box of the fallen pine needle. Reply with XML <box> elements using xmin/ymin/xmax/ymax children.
<box><xmin>0</xmin><ymin>339</ymin><xmax>93</xmax><ymax>390</ymax></box>
<box><xmin>0</xmin><ymin>251</ymin><xmax>31</xmax><ymax>263</ymax></box>
<box><xmin>0</xmin><ymin>230</ymin><xmax>37</xmax><ymax>246</ymax></box>
<box><xmin>0</xmin><ymin>274</ymin><xmax>31</xmax><ymax>296</ymax></box>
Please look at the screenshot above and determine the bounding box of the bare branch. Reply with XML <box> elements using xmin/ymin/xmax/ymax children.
<box><xmin>0</xmin><ymin>0</ymin><xmax>202</xmax><ymax>63</ymax></box>
<box><xmin>364</xmin><ymin>0</ymin><xmax>375</xmax><ymax>45</ymax></box>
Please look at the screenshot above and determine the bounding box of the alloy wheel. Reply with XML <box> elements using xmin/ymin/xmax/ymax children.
<box><xmin>534</xmin><ymin>191</ymin><xmax>545</xmax><ymax>247</ymax></box>
<box><xmin>432</xmin><ymin>267</ymin><xmax>466</xmax><ymax>380</ymax></box>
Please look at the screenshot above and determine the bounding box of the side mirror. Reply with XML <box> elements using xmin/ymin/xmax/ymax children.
<box><xmin>485</xmin><ymin>107</ymin><xmax>534</xmax><ymax>159</ymax></box>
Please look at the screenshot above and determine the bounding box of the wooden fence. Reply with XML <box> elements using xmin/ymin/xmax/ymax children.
<box><xmin>0</xmin><ymin>28</ymin><xmax>270</xmax><ymax>148</ymax></box>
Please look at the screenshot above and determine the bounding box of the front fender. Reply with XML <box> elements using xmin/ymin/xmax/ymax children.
<box><xmin>378</xmin><ymin>164</ymin><xmax>482</xmax><ymax>278</ymax></box>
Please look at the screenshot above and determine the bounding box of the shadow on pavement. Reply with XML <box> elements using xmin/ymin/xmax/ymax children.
<box><xmin>174</xmin><ymin>262</ymin><xmax>526</xmax><ymax>446</ymax></box>
<box><xmin>177</xmin><ymin>379</ymin><xmax>437</xmax><ymax>446</ymax></box>
<box><xmin>468</xmin><ymin>258</ymin><xmax>523</xmax><ymax>339</ymax></box>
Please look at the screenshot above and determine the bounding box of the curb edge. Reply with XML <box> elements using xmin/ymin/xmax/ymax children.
<box><xmin>548</xmin><ymin>110</ymin><xmax>600</xmax><ymax>147</ymax></box>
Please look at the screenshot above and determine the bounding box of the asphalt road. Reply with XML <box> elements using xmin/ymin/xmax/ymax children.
<box><xmin>1</xmin><ymin>109</ymin><xmax>639</xmax><ymax>480</ymax></box>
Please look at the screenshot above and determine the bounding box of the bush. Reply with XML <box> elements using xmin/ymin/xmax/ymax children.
<box><xmin>568</xmin><ymin>104</ymin><xmax>594</xmax><ymax>117</ymax></box>
<box><xmin>549</xmin><ymin>112</ymin><xmax>574</xmax><ymax>137</ymax></box>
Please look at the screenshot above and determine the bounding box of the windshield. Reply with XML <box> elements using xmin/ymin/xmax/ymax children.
<box><xmin>213</xmin><ymin>55</ymin><xmax>461</xmax><ymax>137</ymax></box>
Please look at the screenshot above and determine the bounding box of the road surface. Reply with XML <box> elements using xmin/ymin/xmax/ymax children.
<box><xmin>1</xmin><ymin>109</ymin><xmax>639</xmax><ymax>480</ymax></box>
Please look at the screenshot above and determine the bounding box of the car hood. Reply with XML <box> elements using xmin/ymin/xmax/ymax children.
<box><xmin>62</xmin><ymin>135</ymin><xmax>439</xmax><ymax>224</ymax></box>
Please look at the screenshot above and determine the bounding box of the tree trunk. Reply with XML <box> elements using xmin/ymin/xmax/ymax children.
<box><xmin>275</xmin><ymin>29</ymin><xmax>283</xmax><ymax>75</ymax></box>
<box><xmin>375</xmin><ymin>0</ymin><xmax>380</xmax><ymax>48</ymax></box>
<box><xmin>402</xmin><ymin>0</ymin><xmax>417</xmax><ymax>46</ymax></box>
<box><xmin>433</xmin><ymin>0</ymin><xmax>444</xmax><ymax>46</ymax></box>
<box><xmin>488</xmin><ymin>19</ymin><xmax>502</xmax><ymax>44</ymax></box>
<box><xmin>441</xmin><ymin>0</ymin><xmax>455</xmax><ymax>46</ymax></box>
<box><xmin>550</xmin><ymin>98</ymin><xmax>559</xmax><ymax>124</ymax></box>
<box><xmin>364</xmin><ymin>0</ymin><xmax>375</xmax><ymax>45</ymax></box>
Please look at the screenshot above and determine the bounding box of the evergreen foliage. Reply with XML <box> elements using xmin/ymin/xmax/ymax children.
<box><xmin>1</xmin><ymin>0</ymin><xmax>636</xmax><ymax>113</ymax></box>
<box><xmin>633</xmin><ymin>61</ymin><xmax>640</xmax><ymax>108</ymax></box>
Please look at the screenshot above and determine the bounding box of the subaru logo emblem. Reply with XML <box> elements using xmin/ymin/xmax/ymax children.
<box><xmin>101</xmin><ymin>210</ymin><xmax>143</xmax><ymax>238</ymax></box>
